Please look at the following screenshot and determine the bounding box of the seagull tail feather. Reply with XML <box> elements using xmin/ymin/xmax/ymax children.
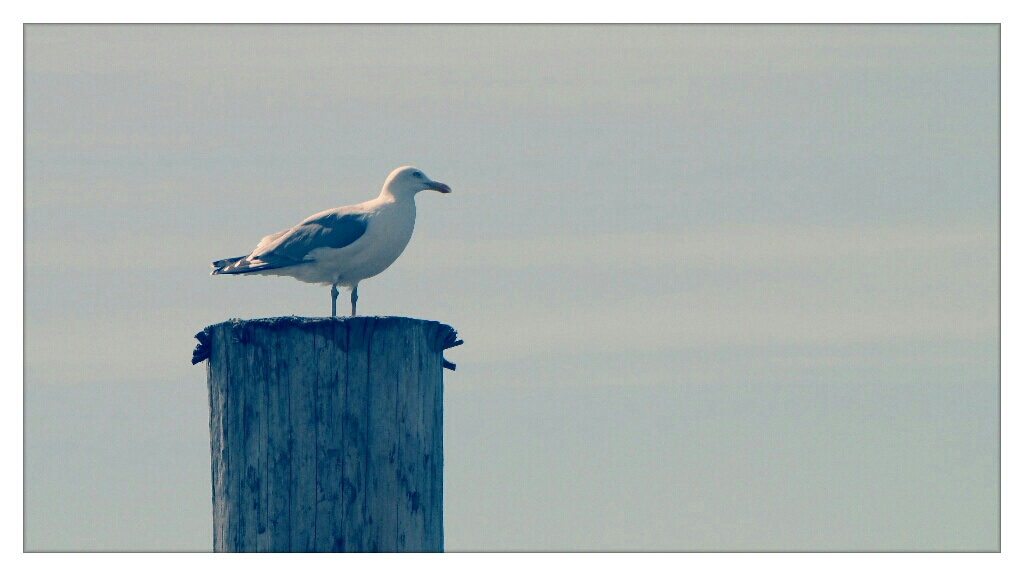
<box><xmin>211</xmin><ymin>255</ymin><xmax>291</xmax><ymax>276</ymax></box>
<box><xmin>212</xmin><ymin>255</ymin><xmax>248</xmax><ymax>269</ymax></box>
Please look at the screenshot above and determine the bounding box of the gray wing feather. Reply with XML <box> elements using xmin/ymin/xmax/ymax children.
<box><xmin>255</xmin><ymin>229</ymin><xmax>290</xmax><ymax>250</ymax></box>
<box><xmin>254</xmin><ymin>212</ymin><xmax>369</xmax><ymax>265</ymax></box>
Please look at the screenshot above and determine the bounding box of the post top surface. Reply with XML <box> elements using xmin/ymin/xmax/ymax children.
<box><xmin>212</xmin><ymin>315</ymin><xmax>454</xmax><ymax>330</ymax></box>
<box><xmin>191</xmin><ymin>316</ymin><xmax>462</xmax><ymax>367</ymax></box>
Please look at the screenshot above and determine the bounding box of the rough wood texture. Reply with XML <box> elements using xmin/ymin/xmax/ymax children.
<box><xmin>203</xmin><ymin>316</ymin><xmax>455</xmax><ymax>552</ymax></box>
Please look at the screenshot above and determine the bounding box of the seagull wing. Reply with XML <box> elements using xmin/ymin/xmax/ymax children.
<box><xmin>212</xmin><ymin>229</ymin><xmax>292</xmax><ymax>270</ymax></box>
<box><xmin>251</xmin><ymin>210</ymin><xmax>370</xmax><ymax>268</ymax></box>
<box><xmin>255</xmin><ymin>229</ymin><xmax>290</xmax><ymax>251</ymax></box>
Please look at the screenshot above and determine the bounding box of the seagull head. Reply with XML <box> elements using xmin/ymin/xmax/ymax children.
<box><xmin>383</xmin><ymin>166</ymin><xmax>452</xmax><ymax>198</ymax></box>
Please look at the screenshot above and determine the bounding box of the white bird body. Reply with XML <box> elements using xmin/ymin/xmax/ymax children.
<box><xmin>213</xmin><ymin>166</ymin><xmax>451</xmax><ymax>316</ymax></box>
<box><xmin>249</xmin><ymin>195</ymin><xmax>416</xmax><ymax>287</ymax></box>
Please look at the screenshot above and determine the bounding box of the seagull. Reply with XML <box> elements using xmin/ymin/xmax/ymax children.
<box><xmin>212</xmin><ymin>166</ymin><xmax>452</xmax><ymax>317</ymax></box>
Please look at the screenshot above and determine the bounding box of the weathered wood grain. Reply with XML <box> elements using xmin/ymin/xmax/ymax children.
<box><xmin>422</xmin><ymin>321</ymin><xmax>444</xmax><ymax>549</ymax></box>
<box><xmin>313</xmin><ymin>321</ymin><xmax>344</xmax><ymax>552</ymax></box>
<box><xmin>396</xmin><ymin>324</ymin><xmax>423</xmax><ymax>551</ymax></box>
<box><xmin>205</xmin><ymin>317</ymin><xmax>452</xmax><ymax>552</ymax></box>
<box><xmin>207</xmin><ymin>327</ymin><xmax>228</xmax><ymax>552</ymax></box>
<box><xmin>342</xmin><ymin>318</ymin><xmax>372</xmax><ymax>551</ymax></box>
<box><xmin>264</xmin><ymin>329</ymin><xmax>290</xmax><ymax>552</ymax></box>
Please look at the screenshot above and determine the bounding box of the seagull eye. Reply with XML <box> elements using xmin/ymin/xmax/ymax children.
<box><xmin>413</xmin><ymin>171</ymin><xmax>423</xmax><ymax>178</ymax></box>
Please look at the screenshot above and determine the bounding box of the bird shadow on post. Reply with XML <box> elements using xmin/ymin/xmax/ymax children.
<box><xmin>191</xmin><ymin>316</ymin><xmax>462</xmax><ymax>552</ymax></box>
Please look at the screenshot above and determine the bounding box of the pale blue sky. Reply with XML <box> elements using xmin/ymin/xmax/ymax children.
<box><xmin>24</xmin><ymin>24</ymin><xmax>998</xmax><ymax>551</ymax></box>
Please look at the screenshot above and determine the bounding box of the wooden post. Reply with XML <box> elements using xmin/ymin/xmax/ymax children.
<box><xmin>193</xmin><ymin>316</ymin><xmax>461</xmax><ymax>552</ymax></box>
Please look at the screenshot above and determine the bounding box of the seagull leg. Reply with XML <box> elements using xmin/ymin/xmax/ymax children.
<box><xmin>350</xmin><ymin>283</ymin><xmax>359</xmax><ymax>317</ymax></box>
<box><xmin>331</xmin><ymin>283</ymin><xmax>339</xmax><ymax>318</ymax></box>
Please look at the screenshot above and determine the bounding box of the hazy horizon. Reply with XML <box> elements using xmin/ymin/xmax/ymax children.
<box><xmin>24</xmin><ymin>24</ymin><xmax>999</xmax><ymax>551</ymax></box>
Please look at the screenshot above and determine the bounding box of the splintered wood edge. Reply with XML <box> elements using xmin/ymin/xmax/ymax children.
<box><xmin>192</xmin><ymin>317</ymin><xmax>462</xmax><ymax>366</ymax></box>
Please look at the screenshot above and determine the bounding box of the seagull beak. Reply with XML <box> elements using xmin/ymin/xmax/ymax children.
<box><xmin>428</xmin><ymin>180</ymin><xmax>452</xmax><ymax>194</ymax></box>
